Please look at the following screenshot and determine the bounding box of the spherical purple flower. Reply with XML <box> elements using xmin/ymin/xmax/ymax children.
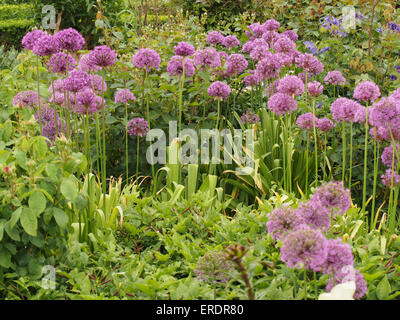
<box><xmin>89</xmin><ymin>74</ymin><xmax>107</xmax><ymax>94</ymax></box>
<box><xmin>34</xmin><ymin>107</ymin><xmax>65</xmax><ymax>141</ymax></box>
<box><xmin>49</xmin><ymin>91</ymin><xmax>65</xmax><ymax>106</ymax></box>
<box><xmin>308</xmin><ymin>81</ymin><xmax>324</xmax><ymax>97</ymax></box>
<box><xmin>115</xmin><ymin>89</ymin><xmax>136</xmax><ymax>104</ymax></box>
<box><xmin>249</xmin><ymin>44</ymin><xmax>270</xmax><ymax>62</ymax></box>
<box><xmin>22</xmin><ymin>29</ymin><xmax>47</xmax><ymax>51</ymax></box>
<box><xmin>263</xmin><ymin>19</ymin><xmax>280</xmax><ymax>31</ymax></box>
<box><xmin>326</xmin><ymin>266</ymin><xmax>367</xmax><ymax>300</ymax></box>
<box><xmin>64</xmin><ymin>70</ymin><xmax>91</xmax><ymax>92</ymax></box>
<box><xmin>12</xmin><ymin>91</ymin><xmax>39</xmax><ymax>108</ymax></box>
<box><xmin>225</xmin><ymin>54</ymin><xmax>248</xmax><ymax>76</ymax></box>
<box><xmin>222</xmin><ymin>35</ymin><xmax>240</xmax><ymax>48</ymax></box>
<box><xmin>262</xmin><ymin>30</ymin><xmax>280</xmax><ymax>44</ymax></box>
<box><xmin>193</xmin><ymin>47</ymin><xmax>221</xmax><ymax>69</ymax></box>
<box><xmin>240</xmin><ymin>109</ymin><xmax>260</xmax><ymax>125</ymax></box>
<box><xmin>330</xmin><ymin>98</ymin><xmax>363</xmax><ymax>122</ymax></box>
<box><xmin>282</xmin><ymin>30</ymin><xmax>298</xmax><ymax>42</ymax></box>
<box><xmin>323</xmin><ymin>239</ymin><xmax>354</xmax><ymax>274</ymax></box>
<box><xmin>316</xmin><ymin>117</ymin><xmax>335</xmax><ymax>132</ymax></box>
<box><xmin>296</xmin><ymin>200</ymin><xmax>331</xmax><ymax>232</ymax></box>
<box><xmin>266</xmin><ymin>205</ymin><xmax>304</xmax><ymax>241</ymax></box>
<box><xmin>281</xmin><ymin>224</ymin><xmax>328</xmax><ymax>272</ymax></box>
<box><xmin>207</xmin><ymin>31</ymin><xmax>224</xmax><ymax>46</ymax></box>
<box><xmin>89</xmin><ymin>45</ymin><xmax>118</xmax><ymax>68</ymax></box>
<box><xmin>381</xmin><ymin>143</ymin><xmax>400</xmax><ymax>168</ymax></box>
<box><xmin>218</xmin><ymin>51</ymin><xmax>229</xmax><ymax>61</ymax></box>
<box><xmin>76</xmin><ymin>88</ymin><xmax>98</xmax><ymax>114</ymax></box>
<box><xmin>311</xmin><ymin>181</ymin><xmax>351</xmax><ymax>216</ymax></box>
<box><xmin>167</xmin><ymin>56</ymin><xmax>195</xmax><ymax>77</ymax></box>
<box><xmin>369</xmin><ymin>97</ymin><xmax>400</xmax><ymax>132</ymax></box>
<box><xmin>32</xmin><ymin>34</ymin><xmax>59</xmax><ymax>56</ymax></box>
<box><xmin>255</xmin><ymin>53</ymin><xmax>282</xmax><ymax>80</ymax></box>
<box><xmin>127</xmin><ymin>118</ymin><xmax>149</xmax><ymax>137</ymax></box>
<box><xmin>174</xmin><ymin>41</ymin><xmax>195</xmax><ymax>56</ymax></box>
<box><xmin>381</xmin><ymin>169</ymin><xmax>400</xmax><ymax>188</ymax></box>
<box><xmin>248</xmin><ymin>23</ymin><xmax>266</xmax><ymax>38</ymax></box>
<box><xmin>78</xmin><ymin>53</ymin><xmax>102</xmax><ymax>73</ymax></box>
<box><xmin>54</xmin><ymin>28</ymin><xmax>85</xmax><ymax>52</ymax></box>
<box><xmin>35</xmin><ymin>105</ymin><xmax>55</xmax><ymax>123</ymax></box>
<box><xmin>49</xmin><ymin>79</ymin><xmax>65</xmax><ymax>93</ymax></box>
<box><xmin>390</xmin><ymin>88</ymin><xmax>400</xmax><ymax>101</ymax></box>
<box><xmin>47</xmin><ymin>52</ymin><xmax>77</xmax><ymax>74</ymax></box>
<box><xmin>324</xmin><ymin>71</ymin><xmax>346</xmax><ymax>86</ymax></box>
<box><xmin>273</xmin><ymin>36</ymin><xmax>296</xmax><ymax>53</ymax></box>
<box><xmin>296</xmin><ymin>112</ymin><xmax>316</xmax><ymax>131</ymax></box>
<box><xmin>207</xmin><ymin>81</ymin><xmax>231</xmax><ymax>101</ymax></box>
<box><xmin>277</xmin><ymin>75</ymin><xmax>305</xmax><ymax>96</ymax></box>
<box><xmin>295</xmin><ymin>53</ymin><xmax>324</xmax><ymax>74</ymax></box>
<box><xmin>268</xmin><ymin>93</ymin><xmax>297</xmax><ymax>116</ymax></box>
<box><xmin>353</xmin><ymin>81</ymin><xmax>381</xmax><ymax>102</ymax></box>
<box><xmin>243</xmin><ymin>70</ymin><xmax>261</xmax><ymax>86</ymax></box>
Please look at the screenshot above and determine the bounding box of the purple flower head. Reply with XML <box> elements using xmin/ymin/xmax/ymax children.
<box><xmin>324</xmin><ymin>71</ymin><xmax>346</xmax><ymax>86</ymax></box>
<box><xmin>316</xmin><ymin>117</ymin><xmax>335</xmax><ymax>132</ymax></box>
<box><xmin>89</xmin><ymin>74</ymin><xmax>107</xmax><ymax>94</ymax></box>
<box><xmin>263</xmin><ymin>19</ymin><xmax>280</xmax><ymax>31</ymax></box>
<box><xmin>64</xmin><ymin>70</ymin><xmax>91</xmax><ymax>92</ymax></box>
<box><xmin>326</xmin><ymin>266</ymin><xmax>367</xmax><ymax>300</ymax></box>
<box><xmin>308</xmin><ymin>81</ymin><xmax>324</xmax><ymax>97</ymax></box>
<box><xmin>353</xmin><ymin>81</ymin><xmax>381</xmax><ymax>102</ymax></box>
<box><xmin>47</xmin><ymin>52</ymin><xmax>77</xmax><ymax>74</ymax></box>
<box><xmin>34</xmin><ymin>107</ymin><xmax>65</xmax><ymax>141</ymax></box>
<box><xmin>34</xmin><ymin>105</ymin><xmax>55</xmax><ymax>123</ymax></box>
<box><xmin>277</xmin><ymin>75</ymin><xmax>305</xmax><ymax>96</ymax></box>
<box><xmin>247</xmin><ymin>23</ymin><xmax>266</xmax><ymax>38</ymax></box>
<box><xmin>207</xmin><ymin>31</ymin><xmax>224</xmax><ymax>46</ymax></box>
<box><xmin>78</xmin><ymin>53</ymin><xmax>102</xmax><ymax>73</ymax></box>
<box><xmin>296</xmin><ymin>200</ymin><xmax>331</xmax><ymax>232</ymax></box>
<box><xmin>282</xmin><ymin>30</ymin><xmax>298</xmax><ymax>42</ymax></box>
<box><xmin>381</xmin><ymin>169</ymin><xmax>400</xmax><ymax>189</ymax></box>
<box><xmin>381</xmin><ymin>143</ymin><xmax>400</xmax><ymax>168</ymax></box>
<box><xmin>194</xmin><ymin>251</ymin><xmax>234</xmax><ymax>284</ymax></box>
<box><xmin>311</xmin><ymin>181</ymin><xmax>351</xmax><ymax>217</ymax></box>
<box><xmin>240</xmin><ymin>109</ymin><xmax>260</xmax><ymax>125</ymax></box>
<box><xmin>218</xmin><ymin>51</ymin><xmax>228</xmax><ymax>61</ymax></box>
<box><xmin>174</xmin><ymin>41</ymin><xmax>195</xmax><ymax>56</ymax></box>
<box><xmin>49</xmin><ymin>91</ymin><xmax>65</xmax><ymax>106</ymax></box>
<box><xmin>49</xmin><ymin>79</ymin><xmax>65</xmax><ymax>93</ymax></box>
<box><xmin>266</xmin><ymin>205</ymin><xmax>304</xmax><ymax>241</ymax></box>
<box><xmin>249</xmin><ymin>44</ymin><xmax>270</xmax><ymax>62</ymax></box>
<box><xmin>193</xmin><ymin>47</ymin><xmax>221</xmax><ymax>69</ymax></box>
<box><xmin>167</xmin><ymin>56</ymin><xmax>195</xmax><ymax>77</ymax></box>
<box><xmin>12</xmin><ymin>91</ymin><xmax>39</xmax><ymax>108</ymax></box>
<box><xmin>127</xmin><ymin>118</ymin><xmax>149</xmax><ymax>137</ymax></box>
<box><xmin>54</xmin><ymin>28</ymin><xmax>85</xmax><ymax>52</ymax></box>
<box><xmin>225</xmin><ymin>54</ymin><xmax>248</xmax><ymax>76</ymax></box>
<box><xmin>391</xmin><ymin>88</ymin><xmax>400</xmax><ymax>101</ymax></box>
<box><xmin>268</xmin><ymin>93</ymin><xmax>297</xmax><ymax>116</ymax></box>
<box><xmin>32</xmin><ymin>34</ymin><xmax>59</xmax><ymax>56</ymax></box>
<box><xmin>207</xmin><ymin>81</ymin><xmax>231</xmax><ymax>101</ymax></box>
<box><xmin>243</xmin><ymin>70</ymin><xmax>261</xmax><ymax>86</ymax></box>
<box><xmin>330</xmin><ymin>98</ymin><xmax>363</xmax><ymax>122</ymax></box>
<box><xmin>323</xmin><ymin>239</ymin><xmax>354</xmax><ymax>274</ymax></box>
<box><xmin>369</xmin><ymin>97</ymin><xmax>400</xmax><ymax>140</ymax></box>
<box><xmin>295</xmin><ymin>53</ymin><xmax>324</xmax><ymax>74</ymax></box>
<box><xmin>89</xmin><ymin>45</ymin><xmax>117</xmax><ymax>68</ymax></box>
<box><xmin>255</xmin><ymin>53</ymin><xmax>282</xmax><ymax>80</ymax></box>
<box><xmin>76</xmin><ymin>88</ymin><xmax>98</xmax><ymax>114</ymax></box>
<box><xmin>296</xmin><ymin>112</ymin><xmax>317</xmax><ymax>131</ymax></box>
<box><xmin>22</xmin><ymin>29</ymin><xmax>47</xmax><ymax>50</ymax></box>
<box><xmin>273</xmin><ymin>36</ymin><xmax>296</xmax><ymax>53</ymax></box>
<box><xmin>262</xmin><ymin>30</ymin><xmax>280</xmax><ymax>44</ymax></box>
<box><xmin>281</xmin><ymin>224</ymin><xmax>328</xmax><ymax>272</ymax></box>
<box><xmin>115</xmin><ymin>89</ymin><xmax>136</xmax><ymax>104</ymax></box>
<box><xmin>222</xmin><ymin>35</ymin><xmax>240</xmax><ymax>48</ymax></box>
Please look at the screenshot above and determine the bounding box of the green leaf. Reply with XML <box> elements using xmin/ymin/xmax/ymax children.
<box><xmin>9</xmin><ymin>207</ymin><xmax>21</xmax><ymax>230</ymax></box>
<box><xmin>33</xmin><ymin>136</ymin><xmax>48</xmax><ymax>159</ymax></box>
<box><xmin>29</xmin><ymin>191</ymin><xmax>46</xmax><ymax>214</ymax></box>
<box><xmin>0</xmin><ymin>249</ymin><xmax>12</xmax><ymax>268</ymax></box>
<box><xmin>53</xmin><ymin>208</ymin><xmax>69</xmax><ymax>229</ymax></box>
<box><xmin>20</xmin><ymin>207</ymin><xmax>38</xmax><ymax>237</ymax></box>
<box><xmin>376</xmin><ymin>276</ymin><xmax>391</xmax><ymax>300</ymax></box>
<box><xmin>0</xmin><ymin>219</ymin><xmax>5</xmax><ymax>241</ymax></box>
<box><xmin>60</xmin><ymin>178</ymin><xmax>78</xmax><ymax>202</ymax></box>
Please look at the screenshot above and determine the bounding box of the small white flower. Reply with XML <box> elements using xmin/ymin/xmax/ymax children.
<box><xmin>318</xmin><ymin>281</ymin><xmax>356</xmax><ymax>300</ymax></box>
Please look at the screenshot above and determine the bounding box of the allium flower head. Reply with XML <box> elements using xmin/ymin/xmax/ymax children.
<box><xmin>281</xmin><ymin>224</ymin><xmax>328</xmax><ymax>272</ymax></box>
<box><xmin>174</xmin><ymin>41</ymin><xmax>195</xmax><ymax>56</ymax></box>
<box><xmin>49</xmin><ymin>91</ymin><xmax>65</xmax><ymax>106</ymax></box>
<box><xmin>207</xmin><ymin>31</ymin><xmax>224</xmax><ymax>45</ymax></box>
<box><xmin>222</xmin><ymin>35</ymin><xmax>240</xmax><ymax>48</ymax></box>
<box><xmin>295</xmin><ymin>53</ymin><xmax>324</xmax><ymax>74</ymax></box>
<box><xmin>89</xmin><ymin>74</ymin><xmax>107</xmax><ymax>94</ymax></box>
<box><xmin>316</xmin><ymin>117</ymin><xmax>335</xmax><ymax>132</ymax></box>
<box><xmin>326</xmin><ymin>266</ymin><xmax>367</xmax><ymax>300</ymax></box>
<box><xmin>266</xmin><ymin>205</ymin><xmax>304</xmax><ymax>241</ymax></box>
<box><xmin>34</xmin><ymin>107</ymin><xmax>65</xmax><ymax>141</ymax></box>
<box><xmin>296</xmin><ymin>200</ymin><xmax>331</xmax><ymax>232</ymax></box>
<box><xmin>194</xmin><ymin>251</ymin><xmax>234</xmax><ymax>284</ymax></box>
<box><xmin>127</xmin><ymin>118</ymin><xmax>149</xmax><ymax>137</ymax></box>
<box><xmin>353</xmin><ymin>81</ymin><xmax>381</xmax><ymax>102</ymax></box>
<box><xmin>324</xmin><ymin>71</ymin><xmax>346</xmax><ymax>86</ymax></box>
<box><xmin>22</xmin><ymin>29</ymin><xmax>46</xmax><ymax>50</ymax></box>
<box><xmin>263</xmin><ymin>19</ymin><xmax>280</xmax><ymax>31</ymax></box>
<box><xmin>54</xmin><ymin>28</ymin><xmax>85</xmax><ymax>52</ymax></box>
<box><xmin>277</xmin><ymin>75</ymin><xmax>305</xmax><ymax>96</ymax></box>
<box><xmin>330</xmin><ymin>98</ymin><xmax>363</xmax><ymax>122</ymax></box>
<box><xmin>64</xmin><ymin>70</ymin><xmax>91</xmax><ymax>92</ymax></box>
<box><xmin>390</xmin><ymin>88</ymin><xmax>400</xmax><ymax>101</ymax></box>
<box><xmin>381</xmin><ymin>143</ymin><xmax>400</xmax><ymax>168</ymax></box>
<box><xmin>243</xmin><ymin>70</ymin><xmax>261</xmax><ymax>86</ymax></box>
<box><xmin>296</xmin><ymin>112</ymin><xmax>317</xmax><ymax>131</ymax></box>
<box><xmin>167</xmin><ymin>56</ymin><xmax>195</xmax><ymax>77</ymax></box>
<box><xmin>247</xmin><ymin>23</ymin><xmax>266</xmax><ymax>37</ymax></box>
<box><xmin>262</xmin><ymin>30</ymin><xmax>280</xmax><ymax>44</ymax></box>
<box><xmin>12</xmin><ymin>91</ymin><xmax>39</xmax><ymax>108</ymax></box>
<box><xmin>47</xmin><ymin>52</ymin><xmax>77</xmax><ymax>74</ymax></box>
<box><xmin>311</xmin><ymin>181</ymin><xmax>351</xmax><ymax>216</ymax></box>
<box><xmin>240</xmin><ymin>109</ymin><xmax>260</xmax><ymax>125</ymax></box>
<box><xmin>49</xmin><ymin>79</ymin><xmax>65</xmax><ymax>93</ymax></box>
<box><xmin>381</xmin><ymin>169</ymin><xmax>400</xmax><ymax>188</ymax></box>
<box><xmin>89</xmin><ymin>45</ymin><xmax>118</xmax><ymax>68</ymax></box>
<box><xmin>226</xmin><ymin>54</ymin><xmax>248</xmax><ymax>76</ymax></box>
<box><xmin>282</xmin><ymin>30</ymin><xmax>298</xmax><ymax>41</ymax></box>
<box><xmin>273</xmin><ymin>36</ymin><xmax>296</xmax><ymax>53</ymax></box>
<box><xmin>249</xmin><ymin>44</ymin><xmax>270</xmax><ymax>62</ymax></box>
<box><xmin>308</xmin><ymin>81</ymin><xmax>324</xmax><ymax>97</ymax></box>
<box><xmin>267</xmin><ymin>93</ymin><xmax>297</xmax><ymax>116</ymax></box>
<box><xmin>115</xmin><ymin>89</ymin><xmax>136</xmax><ymax>104</ymax></box>
<box><xmin>369</xmin><ymin>97</ymin><xmax>400</xmax><ymax>131</ymax></box>
<box><xmin>255</xmin><ymin>52</ymin><xmax>282</xmax><ymax>80</ymax></box>
<box><xmin>207</xmin><ymin>81</ymin><xmax>231</xmax><ymax>101</ymax></box>
<box><xmin>78</xmin><ymin>54</ymin><xmax>102</xmax><ymax>73</ymax></box>
<box><xmin>76</xmin><ymin>88</ymin><xmax>98</xmax><ymax>114</ymax></box>
<box><xmin>323</xmin><ymin>239</ymin><xmax>354</xmax><ymax>273</ymax></box>
<box><xmin>193</xmin><ymin>47</ymin><xmax>221</xmax><ymax>69</ymax></box>
<box><xmin>32</xmin><ymin>34</ymin><xmax>59</xmax><ymax>56</ymax></box>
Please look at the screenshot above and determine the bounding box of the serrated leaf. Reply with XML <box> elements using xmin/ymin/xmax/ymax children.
<box><xmin>60</xmin><ymin>178</ymin><xmax>78</xmax><ymax>202</ymax></box>
<box><xmin>29</xmin><ymin>191</ymin><xmax>46</xmax><ymax>214</ymax></box>
<box><xmin>20</xmin><ymin>207</ymin><xmax>38</xmax><ymax>237</ymax></box>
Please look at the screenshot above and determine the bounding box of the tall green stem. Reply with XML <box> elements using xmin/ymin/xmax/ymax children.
<box><xmin>125</xmin><ymin>102</ymin><xmax>129</xmax><ymax>184</ymax></box>
<box><xmin>349</xmin><ymin>122</ymin><xmax>353</xmax><ymax>190</ymax></box>
<box><xmin>36</xmin><ymin>55</ymin><xmax>42</xmax><ymax>133</ymax></box>
<box><xmin>312</xmin><ymin>100</ymin><xmax>318</xmax><ymax>186</ymax></box>
<box><xmin>101</xmin><ymin>68</ymin><xmax>107</xmax><ymax>213</ymax></box>
<box><xmin>342</xmin><ymin>121</ymin><xmax>347</xmax><ymax>183</ymax></box>
<box><xmin>362</xmin><ymin>107</ymin><xmax>369</xmax><ymax>212</ymax></box>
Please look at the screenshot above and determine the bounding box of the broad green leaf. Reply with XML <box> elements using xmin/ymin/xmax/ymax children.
<box><xmin>53</xmin><ymin>208</ymin><xmax>69</xmax><ymax>229</ymax></box>
<box><xmin>33</xmin><ymin>136</ymin><xmax>48</xmax><ymax>159</ymax></box>
<box><xmin>20</xmin><ymin>207</ymin><xmax>38</xmax><ymax>237</ymax></box>
<box><xmin>9</xmin><ymin>207</ymin><xmax>22</xmax><ymax>230</ymax></box>
<box><xmin>60</xmin><ymin>178</ymin><xmax>78</xmax><ymax>202</ymax></box>
<box><xmin>376</xmin><ymin>276</ymin><xmax>391</xmax><ymax>300</ymax></box>
<box><xmin>29</xmin><ymin>191</ymin><xmax>46</xmax><ymax>214</ymax></box>
<box><xmin>0</xmin><ymin>249</ymin><xmax>12</xmax><ymax>268</ymax></box>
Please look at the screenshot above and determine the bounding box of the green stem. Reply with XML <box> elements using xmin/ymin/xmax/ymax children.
<box><xmin>312</xmin><ymin>100</ymin><xmax>318</xmax><ymax>186</ymax></box>
<box><xmin>125</xmin><ymin>103</ymin><xmax>129</xmax><ymax>184</ymax></box>
<box><xmin>349</xmin><ymin>122</ymin><xmax>353</xmax><ymax>190</ymax></box>
<box><xmin>36</xmin><ymin>55</ymin><xmax>42</xmax><ymax>133</ymax></box>
<box><xmin>371</xmin><ymin>135</ymin><xmax>378</xmax><ymax>230</ymax></box>
<box><xmin>136</xmin><ymin>135</ymin><xmax>140</xmax><ymax>177</ymax></box>
<box><xmin>362</xmin><ymin>107</ymin><xmax>369</xmax><ymax>212</ymax></box>
<box><xmin>342</xmin><ymin>121</ymin><xmax>347</xmax><ymax>183</ymax></box>
<box><xmin>101</xmin><ymin>68</ymin><xmax>107</xmax><ymax>213</ymax></box>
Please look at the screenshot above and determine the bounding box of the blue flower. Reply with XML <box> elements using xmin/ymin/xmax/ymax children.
<box><xmin>376</xmin><ymin>27</ymin><xmax>383</xmax><ymax>33</ymax></box>
<box><xmin>390</xmin><ymin>75</ymin><xmax>398</xmax><ymax>81</ymax></box>
<box><xmin>317</xmin><ymin>102</ymin><xmax>323</xmax><ymax>109</ymax></box>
